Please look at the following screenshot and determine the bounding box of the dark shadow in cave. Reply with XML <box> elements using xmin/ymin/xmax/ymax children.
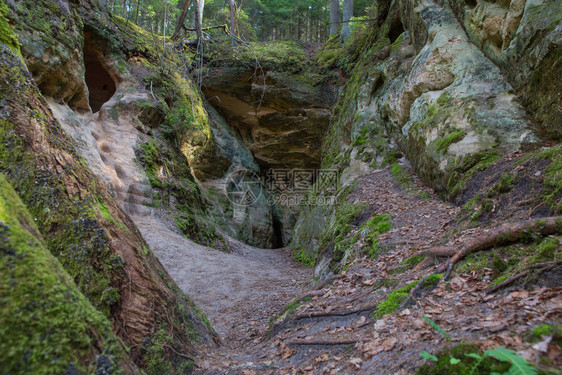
<box><xmin>271</xmin><ymin>212</ymin><xmax>285</xmax><ymax>249</ymax></box>
<box><xmin>84</xmin><ymin>37</ymin><xmax>116</xmax><ymax>113</ymax></box>
<box><xmin>388</xmin><ymin>18</ymin><xmax>405</xmax><ymax>43</ymax></box>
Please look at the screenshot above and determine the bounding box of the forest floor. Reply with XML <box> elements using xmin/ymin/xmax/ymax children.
<box><xmin>192</xmin><ymin>167</ymin><xmax>562</xmax><ymax>375</ymax></box>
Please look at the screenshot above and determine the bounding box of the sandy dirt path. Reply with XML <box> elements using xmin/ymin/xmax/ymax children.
<box><xmin>134</xmin><ymin>214</ymin><xmax>312</xmax><ymax>343</ymax></box>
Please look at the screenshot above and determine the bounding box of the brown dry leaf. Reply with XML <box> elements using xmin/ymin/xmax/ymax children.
<box><xmin>349</xmin><ymin>357</ymin><xmax>363</xmax><ymax>369</ymax></box>
<box><xmin>362</xmin><ymin>279</ymin><xmax>376</xmax><ymax>286</ymax></box>
<box><xmin>511</xmin><ymin>290</ymin><xmax>530</xmax><ymax>299</ymax></box>
<box><xmin>315</xmin><ymin>353</ymin><xmax>330</xmax><ymax>363</ymax></box>
<box><xmin>280</xmin><ymin>342</ymin><xmax>294</xmax><ymax>359</ymax></box>
<box><xmin>241</xmin><ymin>370</ymin><xmax>256</xmax><ymax>375</ymax></box>
<box><xmin>382</xmin><ymin>337</ymin><xmax>398</xmax><ymax>351</ymax></box>
<box><xmin>426</xmin><ymin>307</ymin><xmax>443</xmax><ymax>315</ymax></box>
<box><xmin>356</xmin><ymin>316</ymin><xmax>368</xmax><ymax>327</ymax></box>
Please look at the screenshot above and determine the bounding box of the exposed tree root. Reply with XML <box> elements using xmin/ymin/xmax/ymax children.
<box><xmin>439</xmin><ymin>216</ymin><xmax>562</xmax><ymax>279</ymax></box>
<box><xmin>399</xmin><ymin>217</ymin><xmax>562</xmax><ymax>309</ymax></box>
<box><xmin>293</xmin><ymin>303</ymin><xmax>377</xmax><ymax>321</ymax></box>
<box><xmin>397</xmin><ymin>274</ymin><xmax>435</xmax><ymax>311</ymax></box>
<box><xmin>287</xmin><ymin>339</ymin><xmax>359</xmax><ymax>346</ymax></box>
<box><xmin>486</xmin><ymin>260</ymin><xmax>562</xmax><ymax>294</ymax></box>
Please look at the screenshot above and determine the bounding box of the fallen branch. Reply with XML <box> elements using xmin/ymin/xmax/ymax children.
<box><xmin>440</xmin><ymin>216</ymin><xmax>562</xmax><ymax>279</ymax></box>
<box><xmin>287</xmin><ymin>339</ymin><xmax>359</xmax><ymax>346</ymax></box>
<box><xmin>486</xmin><ymin>260</ymin><xmax>562</xmax><ymax>293</ymax></box>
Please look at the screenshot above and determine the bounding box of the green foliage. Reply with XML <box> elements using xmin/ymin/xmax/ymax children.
<box><xmin>392</xmin><ymin>163</ymin><xmax>414</xmax><ymax>189</ymax></box>
<box><xmin>484</xmin><ymin>347</ymin><xmax>537</xmax><ymax>375</ymax></box>
<box><xmin>373</xmin><ymin>275</ymin><xmax>443</xmax><ymax>318</ymax></box>
<box><xmin>401</xmin><ymin>254</ymin><xmax>426</xmax><ymax>266</ymax></box>
<box><xmin>292</xmin><ymin>247</ymin><xmax>316</xmax><ymax>267</ymax></box>
<box><xmin>415</xmin><ymin>343</ymin><xmax>516</xmax><ymax>375</ymax></box>
<box><xmin>360</xmin><ymin>214</ymin><xmax>392</xmax><ymax>258</ymax></box>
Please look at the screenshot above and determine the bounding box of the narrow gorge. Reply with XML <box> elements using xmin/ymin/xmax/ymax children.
<box><xmin>0</xmin><ymin>0</ymin><xmax>561</xmax><ymax>374</ymax></box>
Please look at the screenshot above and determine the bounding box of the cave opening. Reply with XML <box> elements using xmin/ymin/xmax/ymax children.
<box><xmin>388</xmin><ymin>19</ymin><xmax>405</xmax><ymax>43</ymax></box>
<box><xmin>84</xmin><ymin>37</ymin><xmax>116</xmax><ymax>113</ymax></box>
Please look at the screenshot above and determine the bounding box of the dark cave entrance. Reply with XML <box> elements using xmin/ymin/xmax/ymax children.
<box><xmin>271</xmin><ymin>211</ymin><xmax>285</xmax><ymax>249</ymax></box>
<box><xmin>84</xmin><ymin>37</ymin><xmax>116</xmax><ymax>113</ymax></box>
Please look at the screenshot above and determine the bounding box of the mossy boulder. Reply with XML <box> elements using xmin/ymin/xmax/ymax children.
<box><xmin>0</xmin><ymin>173</ymin><xmax>137</xmax><ymax>374</ymax></box>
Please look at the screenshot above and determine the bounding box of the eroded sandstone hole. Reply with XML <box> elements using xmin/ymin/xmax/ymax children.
<box><xmin>84</xmin><ymin>36</ymin><xmax>116</xmax><ymax>113</ymax></box>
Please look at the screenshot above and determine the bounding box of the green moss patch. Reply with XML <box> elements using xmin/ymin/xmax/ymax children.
<box><xmin>373</xmin><ymin>275</ymin><xmax>443</xmax><ymax>318</ymax></box>
<box><xmin>0</xmin><ymin>174</ymin><xmax>125</xmax><ymax>374</ymax></box>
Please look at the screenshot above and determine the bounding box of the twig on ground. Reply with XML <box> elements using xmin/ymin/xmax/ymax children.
<box><xmin>287</xmin><ymin>339</ymin><xmax>359</xmax><ymax>346</ymax></box>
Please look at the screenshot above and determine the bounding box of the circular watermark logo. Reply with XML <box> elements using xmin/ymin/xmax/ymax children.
<box><xmin>225</xmin><ymin>168</ymin><xmax>263</xmax><ymax>206</ymax></box>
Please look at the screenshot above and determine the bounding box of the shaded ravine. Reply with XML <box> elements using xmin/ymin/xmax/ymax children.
<box><xmin>48</xmin><ymin>92</ymin><xmax>313</xmax><ymax>346</ymax></box>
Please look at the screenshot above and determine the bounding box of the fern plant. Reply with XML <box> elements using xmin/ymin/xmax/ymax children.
<box><xmin>417</xmin><ymin>345</ymin><xmax>537</xmax><ymax>375</ymax></box>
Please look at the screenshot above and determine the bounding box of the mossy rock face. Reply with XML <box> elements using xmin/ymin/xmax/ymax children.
<box><xmin>0</xmin><ymin>173</ymin><xmax>134</xmax><ymax>374</ymax></box>
<box><xmin>448</xmin><ymin>0</ymin><xmax>562</xmax><ymax>140</ymax></box>
<box><xmin>0</xmin><ymin>31</ymin><xmax>216</xmax><ymax>373</ymax></box>
<box><xmin>6</xmin><ymin>0</ymin><xmax>89</xmax><ymax>109</ymax></box>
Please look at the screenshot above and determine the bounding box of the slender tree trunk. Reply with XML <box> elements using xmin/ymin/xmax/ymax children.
<box><xmin>228</xmin><ymin>0</ymin><xmax>237</xmax><ymax>36</ymax></box>
<box><xmin>135</xmin><ymin>0</ymin><xmax>141</xmax><ymax>24</ymax></box>
<box><xmin>122</xmin><ymin>0</ymin><xmax>127</xmax><ymax>17</ymax></box>
<box><xmin>341</xmin><ymin>0</ymin><xmax>353</xmax><ymax>41</ymax></box>
<box><xmin>171</xmin><ymin>0</ymin><xmax>193</xmax><ymax>40</ymax></box>
<box><xmin>195</xmin><ymin>0</ymin><xmax>205</xmax><ymax>46</ymax></box>
<box><xmin>329</xmin><ymin>0</ymin><xmax>340</xmax><ymax>36</ymax></box>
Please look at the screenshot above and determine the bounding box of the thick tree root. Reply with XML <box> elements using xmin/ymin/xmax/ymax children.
<box><xmin>399</xmin><ymin>217</ymin><xmax>562</xmax><ymax>309</ymax></box>
<box><xmin>293</xmin><ymin>303</ymin><xmax>377</xmax><ymax>321</ymax></box>
<box><xmin>439</xmin><ymin>216</ymin><xmax>562</xmax><ymax>280</ymax></box>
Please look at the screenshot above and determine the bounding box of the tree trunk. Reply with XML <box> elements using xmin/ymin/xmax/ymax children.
<box><xmin>228</xmin><ymin>0</ymin><xmax>237</xmax><ymax>36</ymax></box>
<box><xmin>341</xmin><ymin>0</ymin><xmax>353</xmax><ymax>41</ymax></box>
<box><xmin>171</xmin><ymin>0</ymin><xmax>193</xmax><ymax>40</ymax></box>
<box><xmin>329</xmin><ymin>0</ymin><xmax>340</xmax><ymax>36</ymax></box>
<box><xmin>195</xmin><ymin>0</ymin><xmax>205</xmax><ymax>46</ymax></box>
<box><xmin>135</xmin><ymin>0</ymin><xmax>141</xmax><ymax>24</ymax></box>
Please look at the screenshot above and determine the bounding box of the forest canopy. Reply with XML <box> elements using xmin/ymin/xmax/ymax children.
<box><xmin>105</xmin><ymin>0</ymin><xmax>379</xmax><ymax>43</ymax></box>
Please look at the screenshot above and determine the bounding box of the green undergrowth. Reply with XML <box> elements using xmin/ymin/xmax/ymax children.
<box><xmin>416</xmin><ymin>343</ymin><xmax>515</xmax><ymax>375</ymax></box>
<box><xmin>447</xmin><ymin>150</ymin><xmax>501</xmax><ymax>200</ymax></box>
<box><xmin>524</xmin><ymin>324</ymin><xmax>562</xmax><ymax>349</ymax></box>
<box><xmin>391</xmin><ymin>163</ymin><xmax>431</xmax><ymax>200</ymax></box>
<box><xmin>0</xmin><ymin>174</ymin><xmax>125</xmax><ymax>374</ymax></box>
<box><xmin>357</xmin><ymin>214</ymin><xmax>393</xmax><ymax>258</ymax></box>
<box><xmin>292</xmin><ymin>247</ymin><xmax>316</xmax><ymax>267</ymax></box>
<box><xmin>373</xmin><ymin>274</ymin><xmax>443</xmax><ymax>318</ymax></box>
